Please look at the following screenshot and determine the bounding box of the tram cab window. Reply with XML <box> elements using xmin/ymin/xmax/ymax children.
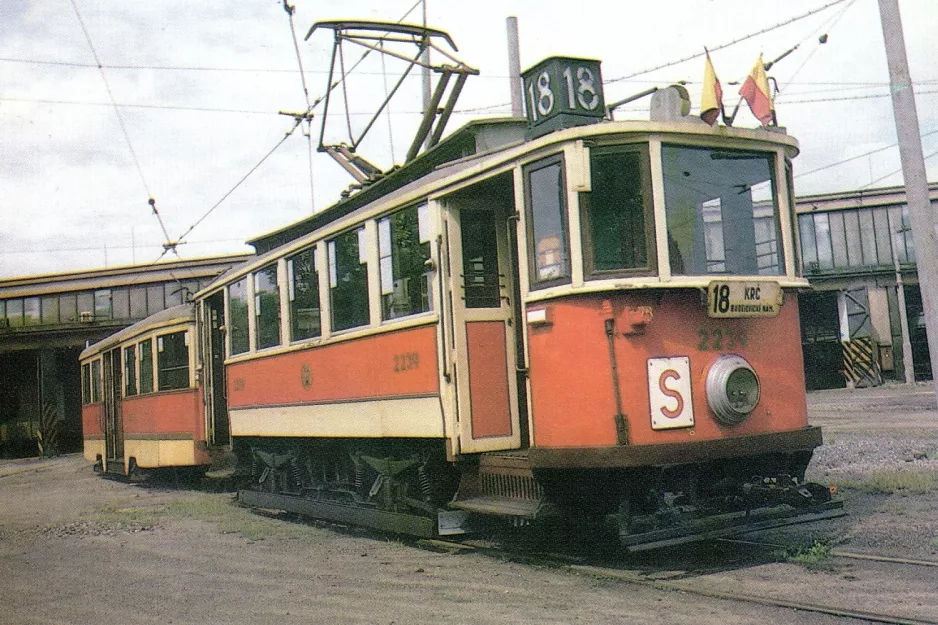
<box><xmin>124</xmin><ymin>345</ymin><xmax>137</xmax><ymax>397</ymax></box>
<box><xmin>288</xmin><ymin>247</ymin><xmax>321</xmax><ymax>341</ymax></box>
<box><xmin>524</xmin><ymin>155</ymin><xmax>570</xmax><ymax>288</ymax></box>
<box><xmin>662</xmin><ymin>145</ymin><xmax>783</xmax><ymax>277</ymax></box>
<box><xmin>329</xmin><ymin>227</ymin><xmax>370</xmax><ymax>332</ymax></box>
<box><xmin>580</xmin><ymin>147</ymin><xmax>653</xmax><ymax>275</ymax></box>
<box><xmin>157</xmin><ymin>331</ymin><xmax>189</xmax><ymax>391</ymax></box>
<box><xmin>254</xmin><ymin>264</ymin><xmax>281</xmax><ymax>350</ymax></box>
<box><xmin>379</xmin><ymin>205</ymin><xmax>432</xmax><ymax>320</ymax></box>
<box><xmin>228</xmin><ymin>278</ymin><xmax>250</xmax><ymax>356</ymax></box>
<box><xmin>139</xmin><ymin>339</ymin><xmax>154</xmax><ymax>394</ymax></box>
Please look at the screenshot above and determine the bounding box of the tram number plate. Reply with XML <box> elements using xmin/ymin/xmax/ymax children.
<box><xmin>707</xmin><ymin>281</ymin><xmax>781</xmax><ymax>318</ymax></box>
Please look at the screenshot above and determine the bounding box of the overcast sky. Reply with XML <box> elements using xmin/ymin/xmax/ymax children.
<box><xmin>1</xmin><ymin>0</ymin><xmax>936</xmax><ymax>278</ymax></box>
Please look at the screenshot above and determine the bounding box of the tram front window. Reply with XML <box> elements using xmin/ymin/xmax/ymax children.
<box><xmin>662</xmin><ymin>145</ymin><xmax>783</xmax><ymax>277</ymax></box>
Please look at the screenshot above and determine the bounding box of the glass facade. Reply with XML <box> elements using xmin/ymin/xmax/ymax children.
<box><xmin>798</xmin><ymin>204</ymin><xmax>912</xmax><ymax>273</ymax></box>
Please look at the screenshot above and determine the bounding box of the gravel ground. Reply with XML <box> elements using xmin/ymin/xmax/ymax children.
<box><xmin>767</xmin><ymin>383</ymin><xmax>938</xmax><ymax>559</ymax></box>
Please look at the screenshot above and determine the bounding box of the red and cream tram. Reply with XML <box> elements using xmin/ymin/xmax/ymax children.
<box><xmin>83</xmin><ymin>26</ymin><xmax>839</xmax><ymax>547</ymax></box>
<box><xmin>81</xmin><ymin>304</ymin><xmax>209</xmax><ymax>475</ymax></box>
<box><xmin>186</xmin><ymin>54</ymin><xmax>838</xmax><ymax>549</ymax></box>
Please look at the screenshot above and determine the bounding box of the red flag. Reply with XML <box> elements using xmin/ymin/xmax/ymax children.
<box><xmin>739</xmin><ymin>54</ymin><xmax>774</xmax><ymax>126</ymax></box>
<box><xmin>700</xmin><ymin>50</ymin><xmax>723</xmax><ymax>126</ymax></box>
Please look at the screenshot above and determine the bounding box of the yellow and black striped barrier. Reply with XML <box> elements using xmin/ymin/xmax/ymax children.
<box><xmin>842</xmin><ymin>337</ymin><xmax>882</xmax><ymax>388</ymax></box>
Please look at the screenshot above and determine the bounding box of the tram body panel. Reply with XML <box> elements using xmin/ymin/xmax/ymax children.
<box><xmin>526</xmin><ymin>290</ymin><xmax>807</xmax><ymax>448</ymax></box>
<box><xmin>81</xmin><ymin>402</ymin><xmax>106</xmax><ymax>465</ymax></box>
<box><xmin>225</xmin><ymin>324</ymin><xmax>444</xmax><ymax>439</ymax></box>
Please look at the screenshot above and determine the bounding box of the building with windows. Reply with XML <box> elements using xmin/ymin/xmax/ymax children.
<box><xmin>0</xmin><ymin>254</ymin><xmax>250</xmax><ymax>458</ymax></box>
<box><xmin>795</xmin><ymin>182</ymin><xmax>936</xmax><ymax>389</ymax></box>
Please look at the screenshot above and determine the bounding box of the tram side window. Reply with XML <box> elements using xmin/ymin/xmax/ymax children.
<box><xmin>254</xmin><ymin>264</ymin><xmax>281</xmax><ymax>350</ymax></box>
<box><xmin>379</xmin><ymin>205</ymin><xmax>431</xmax><ymax>320</ymax></box>
<box><xmin>90</xmin><ymin>360</ymin><xmax>101</xmax><ymax>403</ymax></box>
<box><xmin>524</xmin><ymin>156</ymin><xmax>570</xmax><ymax>287</ymax></box>
<box><xmin>124</xmin><ymin>344</ymin><xmax>137</xmax><ymax>397</ymax></box>
<box><xmin>139</xmin><ymin>339</ymin><xmax>154</xmax><ymax>394</ymax></box>
<box><xmin>329</xmin><ymin>227</ymin><xmax>370</xmax><ymax>332</ymax></box>
<box><xmin>288</xmin><ymin>247</ymin><xmax>321</xmax><ymax>341</ymax></box>
<box><xmin>581</xmin><ymin>148</ymin><xmax>652</xmax><ymax>275</ymax></box>
<box><xmin>157</xmin><ymin>331</ymin><xmax>189</xmax><ymax>391</ymax></box>
<box><xmin>228</xmin><ymin>278</ymin><xmax>250</xmax><ymax>355</ymax></box>
<box><xmin>81</xmin><ymin>363</ymin><xmax>91</xmax><ymax>405</ymax></box>
<box><xmin>662</xmin><ymin>145</ymin><xmax>783</xmax><ymax>276</ymax></box>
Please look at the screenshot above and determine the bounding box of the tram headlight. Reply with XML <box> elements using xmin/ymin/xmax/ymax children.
<box><xmin>706</xmin><ymin>355</ymin><xmax>760</xmax><ymax>426</ymax></box>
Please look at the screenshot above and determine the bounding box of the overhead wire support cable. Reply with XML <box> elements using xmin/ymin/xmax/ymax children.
<box><xmin>283</xmin><ymin>0</ymin><xmax>316</xmax><ymax>212</ymax></box>
<box><xmin>172</xmin><ymin>118</ymin><xmax>304</xmax><ymax>246</ymax></box>
<box><xmin>606</xmin><ymin>0</ymin><xmax>851</xmax><ymax>83</ymax></box>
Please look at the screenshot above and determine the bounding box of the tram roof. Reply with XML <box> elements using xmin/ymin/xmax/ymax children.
<box><xmin>79</xmin><ymin>303</ymin><xmax>195</xmax><ymax>361</ymax></box>
<box><xmin>247</xmin><ymin>117</ymin><xmax>528</xmax><ymax>255</ymax></box>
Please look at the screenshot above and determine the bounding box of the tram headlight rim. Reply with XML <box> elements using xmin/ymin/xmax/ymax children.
<box><xmin>706</xmin><ymin>354</ymin><xmax>760</xmax><ymax>426</ymax></box>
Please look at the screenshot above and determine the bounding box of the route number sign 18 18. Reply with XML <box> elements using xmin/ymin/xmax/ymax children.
<box><xmin>521</xmin><ymin>56</ymin><xmax>605</xmax><ymax>136</ymax></box>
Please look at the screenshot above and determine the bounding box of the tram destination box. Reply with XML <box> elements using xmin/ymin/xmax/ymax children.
<box><xmin>521</xmin><ymin>56</ymin><xmax>605</xmax><ymax>138</ymax></box>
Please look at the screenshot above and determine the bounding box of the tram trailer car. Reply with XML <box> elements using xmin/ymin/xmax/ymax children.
<box><xmin>81</xmin><ymin>304</ymin><xmax>209</xmax><ymax>476</ymax></box>
<box><xmin>190</xmin><ymin>71</ymin><xmax>841</xmax><ymax>549</ymax></box>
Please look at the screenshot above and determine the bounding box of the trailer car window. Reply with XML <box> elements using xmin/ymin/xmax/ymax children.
<box><xmin>228</xmin><ymin>278</ymin><xmax>249</xmax><ymax>356</ymax></box>
<box><xmin>288</xmin><ymin>247</ymin><xmax>321</xmax><ymax>341</ymax></box>
<box><xmin>254</xmin><ymin>264</ymin><xmax>281</xmax><ymax>350</ymax></box>
<box><xmin>81</xmin><ymin>363</ymin><xmax>91</xmax><ymax>405</ymax></box>
<box><xmin>90</xmin><ymin>359</ymin><xmax>101</xmax><ymax>403</ymax></box>
<box><xmin>157</xmin><ymin>331</ymin><xmax>189</xmax><ymax>391</ymax></box>
<box><xmin>329</xmin><ymin>227</ymin><xmax>370</xmax><ymax>332</ymax></box>
<box><xmin>124</xmin><ymin>345</ymin><xmax>137</xmax><ymax>397</ymax></box>
<box><xmin>139</xmin><ymin>339</ymin><xmax>153</xmax><ymax>394</ymax></box>
<box><xmin>379</xmin><ymin>205</ymin><xmax>432</xmax><ymax>320</ymax></box>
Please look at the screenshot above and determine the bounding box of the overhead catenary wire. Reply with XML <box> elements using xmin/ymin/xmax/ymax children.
<box><xmin>795</xmin><ymin>127</ymin><xmax>938</xmax><ymax>179</ymax></box>
<box><xmin>860</xmin><ymin>146</ymin><xmax>938</xmax><ymax>190</ymax></box>
<box><xmin>67</xmin><ymin>0</ymin><xmax>150</xmax><ymax>199</ymax></box>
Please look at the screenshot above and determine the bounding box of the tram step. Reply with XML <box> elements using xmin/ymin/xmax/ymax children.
<box><xmin>449</xmin><ymin>495</ymin><xmax>544</xmax><ymax>519</ymax></box>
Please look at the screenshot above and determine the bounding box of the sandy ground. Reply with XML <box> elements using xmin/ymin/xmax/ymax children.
<box><xmin>1</xmin><ymin>384</ymin><xmax>937</xmax><ymax>625</ymax></box>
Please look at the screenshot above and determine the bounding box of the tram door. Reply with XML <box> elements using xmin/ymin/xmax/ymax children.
<box><xmin>444</xmin><ymin>178</ymin><xmax>523</xmax><ymax>454</ymax></box>
<box><xmin>201</xmin><ymin>293</ymin><xmax>230</xmax><ymax>446</ymax></box>
<box><xmin>102</xmin><ymin>348</ymin><xmax>124</xmax><ymax>466</ymax></box>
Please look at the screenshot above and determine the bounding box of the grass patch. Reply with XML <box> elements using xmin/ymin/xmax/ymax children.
<box><xmin>837</xmin><ymin>470</ymin><xmax>938</xmax><ymax>496</ymax></box>
<box><xmin>778</xmin><ymin>540</ymin><xmax>838</xmax><ymax>572</ymax></box>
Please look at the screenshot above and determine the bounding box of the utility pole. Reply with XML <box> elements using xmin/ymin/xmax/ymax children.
<box><xmin>878</xmin><ymin>0</ymin><xmax>938</xmax><ymax>403</ymax></box>
<box><xmin>506</xmin><ymin>17</ymin><xmax>523</xmax><ymax>117</ymax></box>
<box><xmin>421</xmin><ymin>0</ymin><xmax>431</xmax><ymax>149</ymax></box>
<box><xmin>890</xmin><ymin>225</ymin><xmax>915</xmax><ymax>384</ymax></box>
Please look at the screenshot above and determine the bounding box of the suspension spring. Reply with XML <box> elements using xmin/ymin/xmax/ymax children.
<box><xmin>290</xmin><ymin>457</ymin><xmax>303</xmax><ymax>488</ymax></box>
<box><xmin>417</xmin><ymin>466</ymin><xmax>432</xmax><ymax>500</ymax></box>
<box><xmin>354</xmin><ymin>463</ymin><xmax>364</xmax><ymax>491</ymax></box>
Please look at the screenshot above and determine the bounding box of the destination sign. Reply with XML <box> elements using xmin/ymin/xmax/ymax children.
<box><xmin>706</xmin><ymin>281</ymin><xmax>782</xmax><ymax>318</ymax></box>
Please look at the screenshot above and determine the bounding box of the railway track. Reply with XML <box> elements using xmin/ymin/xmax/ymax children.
<box><xmin>411</xmin><ymin>532</ymin><xmax>938</xmax><ymax>625</ymax></box>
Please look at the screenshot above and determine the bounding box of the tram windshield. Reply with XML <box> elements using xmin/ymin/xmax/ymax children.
<box><xmin>662</xmin><ymin>145</ymin><xmax>784</xmax><ymax>277</ymax></box>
